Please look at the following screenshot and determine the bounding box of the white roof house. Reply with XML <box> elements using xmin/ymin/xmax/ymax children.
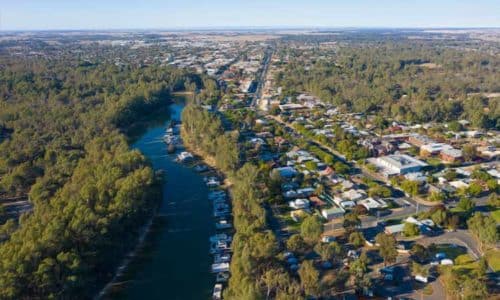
<box><xmin>357</xmin><ymin>197</ymin><xmax>388</xmax><ymax>211</ymax></box>
<box><xmin>369</xmin><ymin>154</ymin><xmax>428</xmax><ymax>177</ymax></box>
<box><xmin>342</xmin><ymin>189</ymin><xmax>367</xmax><ymax>202</ymax></box>
<box><xmin>288</xmin><ymin>199</ymin><xmax>310</xmax><ymax>210</ymax></box>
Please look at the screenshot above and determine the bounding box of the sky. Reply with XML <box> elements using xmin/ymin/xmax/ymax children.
<box><xmin>1</xmin><ymin>0</ymin><xmax>500</xmax><ymax>30</ymax></box>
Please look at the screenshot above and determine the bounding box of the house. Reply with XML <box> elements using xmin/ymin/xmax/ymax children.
<box><xmin>440</xmin><ymin>148</ymin><xmax>463</xmax><ymax>163</ymax></box>
<box><xmin>357</xmin><ymin>197</ymin><xmax>387</xmax><ymax>211</ymax></box>
<box><xmin>339</xmin><ymin>200</ymin><xmax>356</xmax><ymax>209</ymax></box>
<box><xmin>408</xmin><ymin>134</ymin><xmax>435</xmax><ymax>147</ymax></box>
<box><xmin>322</xmin><ymin>207</ymin><xmax>345</xmax><ymax>221</ymax></box>
<box><xmin>309</xmin><ymin>196</ymin><xmax>327</xmax><ymax>207</ymax></box>
<box><xmin>420</xmin><ymin>143</ymin><xmax>451</xmax><ymax>156</ymax></box>
<box><xmin>477</xmin><ymin>146</ymin><xmax>500</xmax><ymax>159</ymax></box>
<box><xmin>369</xmin><ymin>154</ymin><xmax>428</xmax><ymax>177</ymax></box>
<box><xmin>289</xmin><ymin>199</ymin><xmax>310</xmax><ymax>210</ymax></box>
<box><xmin>385</xmin><ymin>223</ymin><xmax>405</xmax><ymax>235</ymax></box>
<box><xmin>449</xmin><ymin>180</ymin><xmax>469</xmax><ymax>189</ymax></box>
<box><xmin>342</xmin><ymin>189</ymin><xmax>367</xmax><ymax>202</ymax></box>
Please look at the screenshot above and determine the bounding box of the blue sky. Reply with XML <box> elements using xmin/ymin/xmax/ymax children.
<box><xmin>1</xmin><ymin>0</ymin><xmax>499</xmax><ymax>30</ymax></box>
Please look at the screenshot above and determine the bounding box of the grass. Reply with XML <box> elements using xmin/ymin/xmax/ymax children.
<box><xmin>491</xmin><ymin>209</ymin><xmax>500</xmax><ymax>224</ymax></box>
<box><xmin>485</xmin><ymin>249</ymin><xmax>500</xmax><ymax>272</ymax></box>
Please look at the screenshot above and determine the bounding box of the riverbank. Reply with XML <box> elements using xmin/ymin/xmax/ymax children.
<box><xmin>180</xmin><ymin>127</ymin><xmax>233</xmax><ymax>187</ymax></box>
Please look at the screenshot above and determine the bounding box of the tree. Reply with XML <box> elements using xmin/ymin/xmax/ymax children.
<box><xmin>462</xmin><ymin>144</ymin><xmax>477</xmax><ymax>162</ymax></box>
<box><xmin>287</xmin><ymin>234</ymin><xmax>306</xmax><ymax>253</ymax></box>
<box><xmin>487</xmin><ymin>193</ymin><xmax>500</xmax><ymax>208</ymax></box>
<box><xmin>428</xmin><ymin>191</ymin><xmax>445</xmax><ymax>202</ymax></box>
<box><xmin>349</xmin><ymin>231</ymin><xmax>366</xmax><ymax>248</ymax></box>
<box><xmin>447</xmin><ymin>121</ymin><xmax>463</xmax><ymax>132</ymax></box>
<box><xmin>343</xmin><ymin>212</ymin><xmax>361</xmax><ymax>233</ymax></box>
<box><xmin>298</xmin><ymin>260</ymin><xmax>320</xmax><ymax>296</ymax></box>
<box><xmin>333</xmin><ymin>161</ymin><xmax>349</xmax><ymax>174</ymax></box>
<box><xmin>300</xmin><ymin>215</ymin><xmax>323</xmax><ymax>244</ymax></box>
<box><xmin>314</xmin><ymin>243</ymin><xmax>334</xmax><ymax>261</ymax></box>
<box><xmin>462</xmin><ymin>276</ymin><xmax>488</xmax><ymax>300</ymax></box>
<box><xmin>403</xmin><ymin>222</ymin><xmax>420</xmax><ymax>237</ymax></box>
<box><xmin>375</xmin><ymin>233</ymin><xmax>398</xmax><ymax>265</ymax></box>
<box><xmin>411</xmin><ymin>261</ymin><xmax>429</xmax><ymax>277</ymax></box>
<box><xmin>457</xmin><ymin>197</ymin><xmax>475</xmax><ymax>213</ymax></box>
<box><xmin>410</xmin><ymin>244</ymin><xmax>430</xmax><ymax>263</ymax></box>
<box><xmin>350</xmin><ymin>252</ymin><xmax>371</xmax><ymax>294</ymax></box>
<box><xmin>467</xmin><ymin>181</ymin><xmax>483</xmax><ymax>197</ymax></box>
<box><xmin>400</xmin><ymin>180</ymin><xmax>420</xmax><ymax>196</ymax></box>
<box><xmin>260</xmin><ymin>268</ymin><xmax>290</xmax><ymax>300</ymax></box>
<box><xmin>467</xmin><ymin>213</ymin><xmax>498</xmax><ymax>248</ymax></box>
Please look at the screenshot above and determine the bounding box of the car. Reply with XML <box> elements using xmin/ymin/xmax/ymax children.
<box><xmin>322</xmin><ymin>235</ymin><xmax>336</xmax><ymax>243</ymax></box>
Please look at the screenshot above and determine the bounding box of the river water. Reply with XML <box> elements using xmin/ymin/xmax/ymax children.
<box><xmin>108</xmin><ymin>100</ymin><xmax>214</xmax><ymax>299</ymax></box>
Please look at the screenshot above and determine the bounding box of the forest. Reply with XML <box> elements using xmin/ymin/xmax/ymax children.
<box><xmin>275</xmin><ymin>41</ymin><xmax>499</xmax><ymax>129</ymax></box>
<box><xmin>0</xmin><ymin>58</ymin><xmax>201</xmax><ymax>298</ymax></box>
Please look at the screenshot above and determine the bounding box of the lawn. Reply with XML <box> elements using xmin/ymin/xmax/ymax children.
<box><xmin>485</xmin><ymin>249</ymin><xmax>500</xmax><ymax>272</ymax></box>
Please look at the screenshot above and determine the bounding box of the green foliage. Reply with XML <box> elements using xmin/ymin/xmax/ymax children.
<box><xmin>298</xmin><ymin>260</ymin><xmax>320</xmax><ymax>296</ymax></box>
<box><xmin>0</xmin><ymin>60</ymin><xmax>197</xmax><ymax>298</ymax></box>
<box><xmin>300</xmin><ymin>215</ymin><xmax>323</xmax><ymax>244</ymax></box>
<box><xmin>428</xmin><ymin>191</ymin><xmax>445</xmax><ymax>202</ymax></box>
<box><xmin>403</xmin><ymin>222</ymin><xmax>420</xmax><ymax>237</ymax></box>
<box><xmin>457</xmin><ymin>197</ymin><xmax>475</xmax><ymax>213</ymax></box>
<box><xmin>348</xmin><ymin>231</ymin><xmax>366</xmax><ymax>248</ymax></box>
<box><xmin>275</xmin><ymin>44</ymin><xmax>499</xmax><ymax>129</ymax></box>
<box><xmin>375</xmin><ymin>233</ymin><xmax>398</xmax><ymax>265</ymax></box>
<box><xmin>182</xmin><ymin>104</ymin><xmax>239</xmax><ymax>173</ymax></box>
<box><xmin>287</xmin><ymin>234</ymin><xmax>307</xmax><ymax>253</ymax></box>
<box><xmin>400</xmin><ymin>180</ymin><xmax>420</xmax><ymax>196</ymax></box>
<box><xmin>467</xmin><ymin>212</ymin><xmax>498</xmax><ymax>248</ymax></box>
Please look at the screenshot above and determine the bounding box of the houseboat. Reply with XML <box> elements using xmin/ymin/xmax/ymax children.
<box><xmin>176</xmin><ymin>151</ymin><xmax>194</xmax><ymax>163</ymax></box>
<box><xmin>212</xmin><ymin>283</ymin><xmax>222</xmax><ymax>300</ymax></box>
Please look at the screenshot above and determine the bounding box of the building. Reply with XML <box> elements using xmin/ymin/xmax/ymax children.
<box><xmin>440</xmin><ymin>148</ymin><xmax>463</xmax><ymax>163</ymax></box>
<box><xmin>321</xmin><ymin>207</ymin><xmax>345</xmax><ymax>221</ymax></box>
<box><xmin>420</xmin><ymin>143</ymin><xmax>450</xmax><ymax>156</ymax></box>
<box><xmin>357</xmin><ymin>197</ymin><xmax>387</xmax><ymax>211</ymax></box>
<box><xmin>384</xmin><ymin>223</ymin><xmax>405</xmax><ymax>235</ymax></box>
<box><xmin>408</xmin><ymin>135</ymin><xmax>435</xmax><ymax>147</ymax></box>
<box><xmin>369</xmin><ymin>154</ymin><xmax>428</xmax><ymax>177</ymax></box>
<box><xmin>288</xmin><ymin>199</ymin><xmax>310</xmax><ymax>210</ymax></box>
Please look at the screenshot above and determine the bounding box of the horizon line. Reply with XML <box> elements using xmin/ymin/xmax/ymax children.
<box><xmin>1</xmin><ymin>25</ymin><xmax>500</xmax><ymax>33</ymax></box>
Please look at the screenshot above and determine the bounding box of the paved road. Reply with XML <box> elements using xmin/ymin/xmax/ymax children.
<box><xmin>418</xmin><ymin>229</ymin><xmax>481</xmax><ymax>258</ymax></box>
<box><xmin>250</xmin><ymin>47</ymin><xmax>273</xmax><ymax>108</ymax></box>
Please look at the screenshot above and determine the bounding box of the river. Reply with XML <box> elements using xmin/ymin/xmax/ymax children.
<box><xmin>107</xmin><ymin>99</ymin><xmax>214</xmax><ymax>299</ymax></box>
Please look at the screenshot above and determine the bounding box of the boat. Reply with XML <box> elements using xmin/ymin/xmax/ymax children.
<box><xmin>210</xmin><ymin>240</ymin><xmax>230</xmax><ymax>254</ymax></box>
<box><xmin>212</xmin><ymin>283</ymin><xmax>223</xmax><ymax>300</ymax></box>
<box><xmin>215</xmin><ymin>219</ymin><xmax>232</xmax><ymax>230</ymax></box>
<box><xmin>206</xmin><ymin>177</ymin><xmax>221</xmax><ymax>188</ymax></box>
<box><xmin>211</xmin><ymin>262</ymin><xmax>230</xmax><ymax>273</ymax></box>
<box><xmin>194</xmin><ymin>164</ymin><xmax>209</xmax><ymax>172</ymax></box>
<box><xmin>210</xmin><ymin>233</ymin><xmax>232</xmax><ymax>243</ymax></box>
<box><xmin>176</xmin><ymin>151</ymin><xmax>194</xmax><ymax>163</ymax></box>
<box><xmin>214</xmin><ymin>253</ymin><xmax>231</xmax><ymax>263</ymax></box>
<box><xmin>216</xmin><ymin>272</ymin><xmax>230</xmax><ymax>283</ymax></box>
<box><xmin>214</xmin><ymin>209</ymin><xmax>231</xmax><ymax>218</ymax></box>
